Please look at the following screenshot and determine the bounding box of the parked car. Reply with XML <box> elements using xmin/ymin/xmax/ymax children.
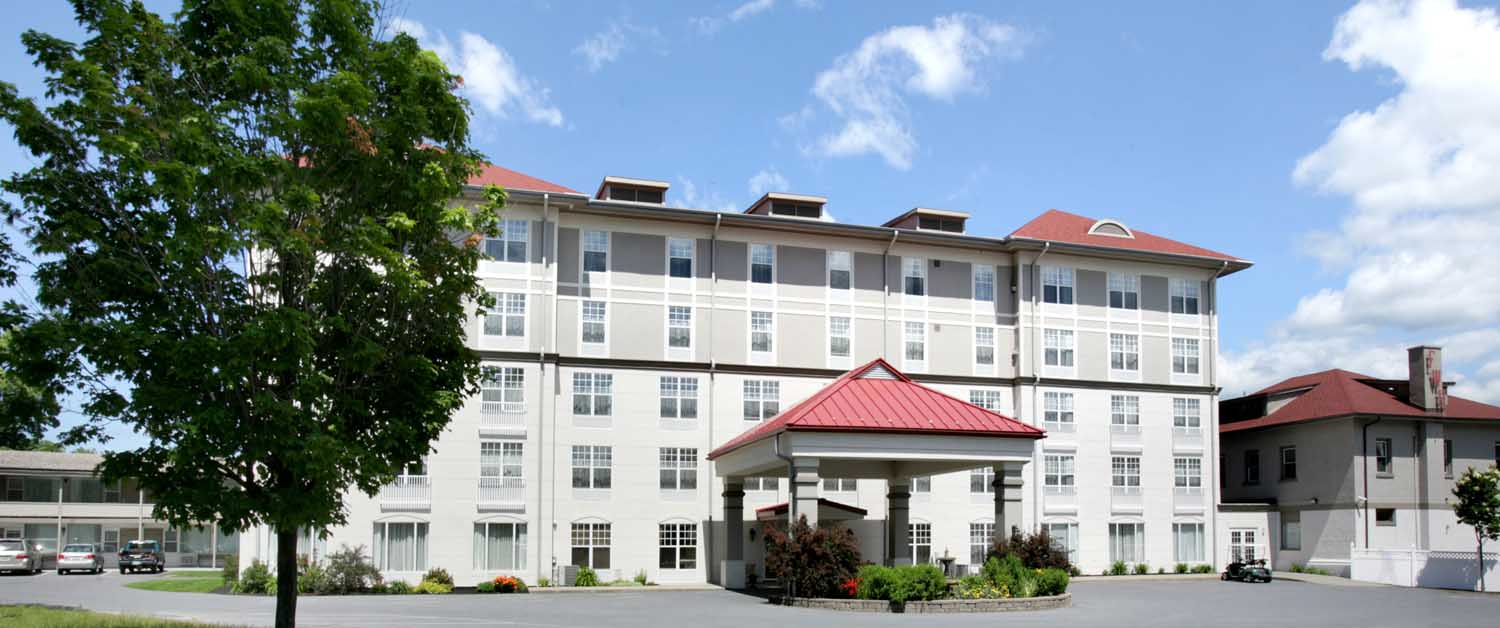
<box><xmin>57</xmin><ymin>543</ymin><xmax>104</xmax><ymax>575</ymax></box>
<box><xmin>118</xmin><ymin>539</ymin><xmax>165</xmax><ymax>574</ymax></box>
<box><xmin>0</xmin><ymin>538</ymin><xmax>43</xmax><ymax>574</ymax></box>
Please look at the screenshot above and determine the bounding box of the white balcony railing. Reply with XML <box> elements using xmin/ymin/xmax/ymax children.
<box><xmin>1043</xmin><ymin>421</ymin><xmax>1076</xmax><ymax>434</ymax></box>
<box><xmin>378</xmin><ymin>476</ymin><xmax>431</xmax><ymax>508</ymax></box>
<box><xmin>480</xmin><ymin>402</ymin><xmax>526</xmax><ymax>430</ymax></box>
<box><xmin>477</xmin><ymin>476</ymin><xmax>525</xmax><ymax>507</ymax></box>
<box><xmin>1111</xmin><ymin>485</ymin><xmax>1143</xmax><ymax>512</ymax></box>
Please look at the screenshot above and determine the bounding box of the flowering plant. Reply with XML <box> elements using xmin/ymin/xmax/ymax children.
<box><xmin>492</xmin><ymin>575</ymin><xmax>525</xmax><ymax>593</ymax></box>
<box><xmin>840</xmin><ymin>577</ymin><xmax>860</xmax><ymax>598</ymax></box>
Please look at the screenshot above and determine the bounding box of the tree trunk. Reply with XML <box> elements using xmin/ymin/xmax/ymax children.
<box><xmin>275</xmin><ymin>528</ymin><xmax>299</xmax><ymax>628</ymax></box>
<box><xmin>1480</xmin><ymin>536</ymin><xmax>1486</xmax><ymax>593</ymax></box>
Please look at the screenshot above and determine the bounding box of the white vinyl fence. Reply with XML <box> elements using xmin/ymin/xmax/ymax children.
<box><xmin>1351</xmin><ymin>545</ymin><xmax>1500</xmax><ymax>591</ymax></box>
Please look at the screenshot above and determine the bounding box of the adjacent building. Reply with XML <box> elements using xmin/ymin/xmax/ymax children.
<box><xmin>241</xmin><ymin>165</ymin><xmax>1252</xmax><ymax>584</ymax></box>
<box><xmin>1219</xmin><ymin>346</ymin><xmax>1500</xmax><ymax>575</ymax></box>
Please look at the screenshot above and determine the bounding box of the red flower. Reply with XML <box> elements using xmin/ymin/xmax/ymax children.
<box><xmin>840</xmin><ymin>577</ymin><xmax>859</xmax><ymax>598</ymax></box>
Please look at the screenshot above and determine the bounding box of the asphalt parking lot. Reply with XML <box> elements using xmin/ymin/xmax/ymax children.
<box><xmin>2</xmin><ymin>570</ymin><xmax>1498</xmax><ymax>627</ymax></box>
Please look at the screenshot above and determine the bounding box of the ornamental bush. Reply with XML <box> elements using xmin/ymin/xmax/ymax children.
<box><xmin>1133</xmin><ymin>563</ymin><xmax>1150</xmax><ymax>575</ymax></box>
<box><xmin>956</xmin><ymin>574</ymin><xmax>1005</xmax><ymax>599</ymax></box>
<box><xmin>422</xmin><ymin>567</ymin><xmax>454</xmax><ymax>587</ymax></box>
<box><xmin>297</xmin><ymin>562</ymin><xmax>329</xmax><ymax>594</ymax></box>
<box><xmin>1110</xmin><ymin>561</ymin><xmax>1128</xmax><ymax>576</ymax></box>
<box><xmin>981</xmin><ymin>555</ymin><xmax>1030</xmax><ymax>595</ymax></box>
<box><xmin>1191</xmin><ymin>564</ymin><xmax>1215</xmax><ymax>574</ymax></box>
<box><xmin>234</xmin><ymin>560</ymin><xmax>275</xmax><ymax>595</ymax></box>
<box><xmin>574</xmin><ymin>566</ymin><xmax>599</xmax><ymax>587</ymax></box>
<box><xmin>222</xmin><ymin>555</ymin><xmax>240</xmax><ymax>590</ymax></box>
<box><xmin>415</xmin><ymin>579</ymin><xmax>453</xmax><ymax>594</ymax></box>
<box><xmin>493</xmin><ymin>575</ymin><xmax>527</xmax><ymax>593</ymax></box>
<box><xmin>987</xmin><ymin>528</ymin><xmax>1073</xmax><ymax>572</ymax></box>
<box><xmin>1175</xmin><ymin>563</ymin><xmax>1189</xmax><ymax>574</ymax></box>
<box><xmin>387</xmin><ymin>581</ymin><xmax>411</xmax><ymax>594</ymax></box>
<box><xmin>477</xmin><ymin>580</ymin><xmax>496</xmax><ymax>593</ymax></box>
<box><xmin>853</xmin><ymin>564</ymin><xmax>946</xmax><ymax>603</ymax></box>
<box><xmin>762</xmin><ymin>516</ymin><xmax>862</xmax><ymax>599</ymax></box>
<box><xmin>1035</xmin><ymin>568</ymin><xmax>1070</xmax><ymax>596</ymax></box>
<box><xmin>323</xmin><ymin>545</ymin><xmax>382</xmax><ymax>594</ymax></box>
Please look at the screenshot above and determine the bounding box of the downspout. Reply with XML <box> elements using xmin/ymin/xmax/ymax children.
<box><xmin>538</xmin><ymin>192</ymin><xmax>551</xmax><ymax>585</ymax></box>
<box><xmin>707</xmin><ymin>213</ymin><xmax>720</xmax><ymax>585</ymax></box>
<box><xmin>1208</xmin><ymin>260</ymin><xmax>1228</xmax><ymax>566</ymax></box>
<box><xmin>1361</xmin><ymin>417</ymin><xmax>1382</xmax><ymax>549</ymax></box>
<box><xmin>547</xmin><ymin>196</ymin><xmax>563</xmax><ymax>583</ymax></box>
<box><xmin>1030</xmin><ymin>243</ymin><xmax>1050</xmax><ymax>533</ymax></box>
<box><xmin>882</xmin><ymin>231</ymin><xmax>900</xmax><ymax>357</ymax></box>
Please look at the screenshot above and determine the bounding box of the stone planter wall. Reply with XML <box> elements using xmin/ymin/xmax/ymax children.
<box><xmin>772</xmin><ymin>593</ymin><xmax>1071</xmax><ymax>614</ymax></box>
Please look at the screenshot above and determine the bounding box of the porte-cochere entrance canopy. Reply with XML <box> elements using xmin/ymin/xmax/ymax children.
<box><xmin>707</xmin><ymin>359</ymin><xmax>1044</xmax><ymax>588</ymax></box>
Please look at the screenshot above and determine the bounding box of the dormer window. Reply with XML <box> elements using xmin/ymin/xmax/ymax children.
<box><xmin>745</xmin><ymin>193</ymin><xmax>828</xmax><ymax>220</ymax></box>
<box><xmin>770</xmin><ymin>202</ymin><xmax>822</xmax><ymax>218</ymax></box>
<box><xmin>596</xmin><ymin>176</ymin><xmax>669</xmax><ymax>204</ymax></box>
<box><xmin>883</xmin><ymin>207</ymin><xmax>970</xmax><ymax>233</ymax></box>
<box><xmin>918</xmin><ymin>216</ymin><xmax>965</xmax><ymax>232</ymax></box>
<box><xmin>1088</xmin><ymin>219</ymin><xmax>1134</xmax><ymax>238</ymax></box>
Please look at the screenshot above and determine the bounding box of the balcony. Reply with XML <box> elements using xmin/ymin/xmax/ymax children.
<box><xmin>1109</xmin><ymin>424</ymin><xmax>1143</xmax><ymax>450</ymax></box>
<box><xmin>1110</xmin><ymin>486</ymin><xmax>1143</xmax><ymax>514</ymax></box>
<box><xmin>1173</xmin><ymin>426</ymin><xmax>1204</xmax><ymax>452</ymax></box>
<box><xmin>378</xmin><ymin>476</ymin><xmax>431</xmax><ymax>511</ymax></box>
<box><xmin>477</xmin><ymin>477</ymin><xmax>526</xmax><ymax>512</ymax></box>
<box><xmin>479</xmin><ymin>401</ymin><xmax>526</xmax><ymax>435</ymax></box>
<box><xmin>1174</xmin><ymin>485</ymin><xmax>1206</xmax><ymax>514</ymax></box>
<box><xmin>1042</xmin><ymin>485</ymin><xmax>1077</xmax><ymax>514</ymax></box>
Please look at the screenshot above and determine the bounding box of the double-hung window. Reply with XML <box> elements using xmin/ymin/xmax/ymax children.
<box><xmin>1041</xmin><ymin>266</ymin><xmax>1073</xmax><ymax>304</ymax></box>
<box><xmin>571</xmin><ymin>446</ymin><xmax>612</xmax><ymax>489</ymax></box>
<box><xmin>970</xmin><ymin>390</ymin><xmax>1002</xmax><ymax>412</ymax></box>
<box><xmin>474</xmin><ymin>521</ymin><xmax>527</xmax><ymax>571</ymax></box>
<box><xmin>969</xmin><ymin>522</ymin><xmax>995</xmax><ymax>565</ymax></box>
<box><xmin>904</xmin><ymin>321</ymin><xmax>926</xmax><ymax>362</ymax></box>
<box><xmin>1044</xmin><ymin>522</ymin><xmax>1080</xmax><ymax>565</ymax></box>
<box><xmin>974</xmin><ymin>265</ymin><xmax>995</xmax><ymax>302</ymax></box>
<box><xmin>1244</xmin><ymin>449</ymin><xmax>1261</xmax><ymax>485</ymax></box>
<box><xmin>1043</xmin><ymin>392</ymin><xmax>1074</xmax><ymax>428</ymax></box>
<box><xmin>1044</xmin><ymin>329</ymin><xmax>1074</xmax><ymax>367</ymax></box>
<box><xmin>975</xmin><ymin>327</ymin><xmax>995</xmax><ymax>367</ymax></box>
<box><xmin>1171</xmin><ymin>279</ymin><xmax>1200</xmax><ymax>315</ymax></box>
<box><xmin>828</xmin><ymin>316</ymin><xmax>851</xmax><ymax>358</ymax></box>
<box><xmin>485</xmin><ymin>292</ymin><xmax>526</xmax><ymax>337</ymax></box>
<box><xmin>480</xmin><ymin>441</ymin><xmax>524</xmax><ymax>482</ymax></box>
<box><xmin>1175</xmin><ymin>457</ymin><xmax>1202</xmax><ymax>490</ymax></box>
<box><xmin>571</xmin><ymin>523</ymin><xmax>610</xmax><ymax>569</ymax></box>
<box><xmin>1172</xmin><ymin>338</ymin><xmax>1201</xmax><ymax>375</ymax></box>
<box><xmin>1112</xmin><ymin>456</ymin><xmax>1141</xmax><ymax>491</ymax></box>
<box><xmin>750</xmin><ymin>244</ymin><xmax>774</xmax><ymax>284</ymax></box>
<box><xmin>1174</xmin><ymin>523</ymin><xmax>1205</xmax><ymax>563</ymax></box>
<box><xmin>581</xmin><ymin>301</ymin><xmax>607</xmax><ymax>345</ymax></box>
<box><xmin>822</xmin><ymin>478</ymin><xmax>857</xmax><ymax>492</ymax></box>
<box><xmin>1109</xmin><ymin>333</ymin><xmax>1140</xmax><ymax>373</ymax></box>
<box><xmin>1110</xmin><ymin>395</ymin><xmax>1140</xmax><ymax>430</ymax></box>
<box><xmin>372</xmin><ymin>521</ymin><xmax>428</xmax><ymax>572</ymax></box>
<box><xmin>911</xmin><ymin>476</ymin><xmax>931</xmax><ymax>493</ymax></box>
<box><xmin>1281</xmin><ymin>446</ymin><xmax>1298</xmax><ymax>481</ymax></box>
<box><xmin>668</xmin><ymin>238</ymin><xmax>693</xmax><ymax>278</ymax></box>
<box><xmin>1044</xmin><ymin>454</ymin><xmax>1076</xmax><ymax>491</ymax></box>
<box><xmin>750</xmin><ymin>311</ymin><xmax>774</xmax><ymax>354</ymax></box>
<box><xmin>481</xmin><ymin>366</ymin><xmax>525</xmax><ymax>418</ymax></box>
<box><xmin>903</xmin><ymin>257</ymin><xmax>926</xmax><ymax>296</ymax></box>
<box><xmin>970</xmin><ymin>467</ymin><xmax>995</xmax><ymax>494</ymax></box>
<box><xmin>583</xmin><ymin>230</ymin><xmax>609</xmax><ymax>273</ymax></box>
<box><xmin>1443</xmin><ymin>440</ymin><xmax>1454</xmax><ymax>478</ymax></box>
<box><xmin>910</xmin><ymin>523</ymin><xmax>932</xmax><ymax>564</ymax></box>
<box><xmin>572</xmin><ymin>373</ymin><xmax>613</xmax><ymax>416</ymax></box>
<box><xmin>1108</xmin><ymin>273</ymin><xmax>1140</xmax><ymax>310</ymax></box>
<box><xmin>659</xmin><ymin>376</ymin><xmax>699</xmax><ymax>419</ymax></box>
<box><xmin>743</xmin><ymin>380</ymin><xmax>779</xmax><ymax>421</ymax></box>
<box><xmin>659</xmin><ymin>523</ymin><xmax>698</xmax><ymax>570</ymax></box>
<box><xmin>1173</xmin><ymin>398</ymin><xmax>1201</xmax><ymax>431</ymax></box>
<box><xmin>485</xmin><ymin>219</ymin><xmax>528</xmax><ymax>262</ymax></box>
<box><xmin>828</xmin><ymin>251</ymin><xmax>851</xmax><ymax>291</ymax></box>
<box><xmin>667</xmin><ymin>306</ymin><xmax>692</xmax><ymax>349</ymax></box>
<box><xmin>1375</xmin><ymin>438</ymin><xmax>1392</xmax><ymax>475</ymax></box>
<box><xmin>1110</xmin><ymin>523</ymin><xmax>1144</xmax><ymax>564</ymax></box>
<box><xmin>744</xmin><ymin>477</ymin><xmax>777</xmax><ymax>491</ymax></box>
<box><xmin>659</xmin><ymin>448</ymin><xmax>698</xmax><ymax>490</ymax></box>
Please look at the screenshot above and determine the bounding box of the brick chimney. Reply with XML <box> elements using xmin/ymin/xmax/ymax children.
<box><xmin>1407</xmin><ymin>346</ymin><xmax>1447</xmax><ymax>412</ymax></box>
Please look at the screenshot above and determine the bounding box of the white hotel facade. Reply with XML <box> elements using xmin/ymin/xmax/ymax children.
<box><xmin>240</xmin><ymin>168</ymin><xmax>1252</xmax><ymax>585</ymax></box>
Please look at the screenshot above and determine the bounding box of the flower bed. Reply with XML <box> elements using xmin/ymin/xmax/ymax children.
<box><xmin>773</xmin><ymin>593</ymin><xmax>1071</xmax><ymax>613</ymax></box>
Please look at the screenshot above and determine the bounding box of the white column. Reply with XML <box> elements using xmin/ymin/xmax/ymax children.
<box><xmin>994</xmin><ymin>462</ymin><xmax>1026</xmax><ymax>536</ymax></box>
<box><xmin>721</xmin><ymin>479</ymin><xmax>746</xmax><ymax>589</ymax></box>
<box><xmin>789</xmin><ymin>458</ymin><xmax>821</xmax><ymax>531</ymax></box>
<box><xmin>888</xmin><ymin>482</ymin><xmax>912</xmax><ymax>566</ymax></box>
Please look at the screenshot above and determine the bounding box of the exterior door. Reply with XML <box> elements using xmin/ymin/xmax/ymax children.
<box><xmin>1229</xmin><ymin>528</ymin><xmax>1259</xmax><ymax>562</ymax></box>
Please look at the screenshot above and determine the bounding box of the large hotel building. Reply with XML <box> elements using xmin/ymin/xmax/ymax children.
<box><xmin>237</xmin><ymin>166</ymin><xmax>1251</xmax><ymax>585</ymax></box>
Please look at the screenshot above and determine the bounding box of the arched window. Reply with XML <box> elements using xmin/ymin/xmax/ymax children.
<box><xmin>474</xmin><ymin>515</ymin><xmax>527</xmax><ymax>571</ymax></box>
<box><xmin>1088</xmin><ymin>219</ymin><xmax>1134</xmax><ymax>238</ymax></box>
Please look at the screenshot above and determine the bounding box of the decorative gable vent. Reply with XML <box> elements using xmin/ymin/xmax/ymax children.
<box><xmin>858</xmin><ymin>364</ymin><xmax>898</xmax><ymax>380</ymax></box>
<box><xmin>596</xmin><ymin>176</ymin><xmax>669</xmax><ymax>204</ymax></box>
<box><xmin>1088</xmin><ymin>219</ymin><xmax>1134</xmax><ymax>238</ymax></box>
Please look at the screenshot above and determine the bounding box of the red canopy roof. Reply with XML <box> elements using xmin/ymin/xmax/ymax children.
<box><xmin>1222</xmin><ymin>368</ymin><xmax>1500</xmax><ymax>433</ymax></box>
<box><xmin>467</xmin><ymin>163</ymin><xmax>579</xmax><ymax>195</ymax></box>
<box><xmin>707</xmin><ymin>359</ymin><xmax>1043</xmax><ymax>460</ymax></box>
<box><xmin>754</xmin><ymin>499</ymin><xmax>869</xmax><ymax>518</ymax></box>
<box><xmin>1009</xmin><ymin>209</ymin><xmax>1243</xmax><ymax>263</ymax></box>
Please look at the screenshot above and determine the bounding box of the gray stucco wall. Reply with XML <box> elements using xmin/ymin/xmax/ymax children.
<box><xmin>717</xmin><ymin>241</ymin><xmax>747</xmax><ymax>283</ymax></box>
<box><xmin>1142</xmin><ymin>275</ymin><xmax>1169</xmax><ymax>313</ymax></box>
<box><xmin>1143</xmin><ymin>335</ymin><xmax>1169</xmax><ymax>383</ymax></box>
<box><xmin>1077</xmin><ymin>269</ymin><xmax>1106</xmax><ymax>313</ymax></box>
<box><xmin>610</xmin><ymin>301</ymin><xmax>662</xmax><ymax>359</ymax></box>
<box><xmin>558</xmin><ymin>227</ymin><xmax>579</xmax><ymax>282</ymax></box>
<box><xmin>930</xmin><ymin>260</ymin><xmax>970</xmax><ymax>300</ymax></box>
<box><xmin>854</xmin><ymin>252</ymin><xmax>884</xmax><ymax>293</ymax></box>
<box><xmin>778</xmin><ymin>246</ymin><xmax>824</xmax><ymax>287</ymax></box>
<box><xmin>612</xmin><ymin>232</ymin><xmax>665</xmax><ymax>277</ymax></box>
<box><xmin>778</xmin><ymin>312</ymin><xmax>823</xmax><ymax>368</ymax></box>
<box><xmin>1078</xmin><ymin>330</ymin><xmax>1108</xmax><ymax>381</ymax></box>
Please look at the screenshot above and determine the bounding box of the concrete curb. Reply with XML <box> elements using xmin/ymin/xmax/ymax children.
<box><xmin>1073</xmin><ymin>573</ymin><xmax>1220</xmax><ymax>582</ymax></box>
<box><xmin>528</xmin><ymin>584</ymin><xmax>723</xmax><ymax>594</ymax></box>
<box><xmin>771</xmin><ymin>593</ymin><xmax>1071</xmax><ymax>613</ymax></box>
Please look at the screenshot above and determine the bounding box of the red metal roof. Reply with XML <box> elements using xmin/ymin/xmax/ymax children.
<box><xmin>754</xmin><ymin>499</ymin><xmax>869</xmax><ymax>518</ymax></box>
<box><xmin>467</xmin><ymin>163</ymin><xmax>580</xmax><ymax>195</ymax></box>
<box><xmin>707</xmin><ymin>359</ymin><xmax>1043</xmax><ymax>460</ymax></box>
<box><xmin>1222</xmin><ymin>368</ymin><xmax>1500</xmax><ymax>433</ymax></box>
<box><xmin>1009</xmin><ymin>209</ymin><xmax>1244</xmax><ymax>263</ymax></box>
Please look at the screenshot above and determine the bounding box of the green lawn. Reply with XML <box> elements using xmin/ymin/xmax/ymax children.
<box><xmin>0</xmin><ymin>605</ymin><xmax>243</xmax><ymax>627</ymax></box>
<box><xmin>123</xmin><ymin>571</ymin><xmax>226</xmax><ymax>593</ymax></box>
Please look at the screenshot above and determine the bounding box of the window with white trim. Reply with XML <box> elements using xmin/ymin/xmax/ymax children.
<box><xmin>667</xmin><ymin>306</ymin><xmax>692</xmax><ymax>349</ymax></box>
<box><xmin>581</xmin><ymin>301</ymin><xmax>607</xmax><ymax>345</ymax></box>
<box><xmin>572</xmin><ymin>372</ymin><xmax>613</xmax><ymax>416</ymax></box>
<box><xmin>659</xmin><ymin>376</ymin><xmax>699</xmax><ymax>419</ymax></box>
<box><xmin>975</xmin><ymin>327</ymin><xmax>995</xmax><ymax>366</ymax></box>
<box><xmin>743</xmin><ymin>380</ymin><xmax>779</xmax><ymax>421</ymax></box>
<box><xmin>822</xmin><ymin>478</ymin><xmax>857</xmax><ymax>492</ymax></box>
<box><xmin>1281</xmin><ymin>517</ymin><xmax>1301</xmax><ymax>551</ymax></box>
<box><xmin>1171</xmin><ymin>279</ymin><xmax>1200</xmax><ymax>315</ymax></box>
<box><xmin>1109</xmin><ymin>522</ymin><xmax>1144</xmax><ymax>563</ymax></box>
<box><xmin>744</xmin><ymin>477</ymin><xmax>777</xmax><ymax>491</ymax></box>
<box><xmin>910</xmin><ymin>523</ymin><xmax>932</xmax><ymax>564</ymax></box>
<box><xmin>903</xmin><ymin>257</ymin><xmax>926</xmax><ymax>296</ymax></box>
<box><xmin>1229</xmin><ymin>529</ymin><xmax>1258</xmax><ymax>562</ymax></box>
<box><xmin>1112</xmin><ymin>456</ymin><xmax>1141</xmax><ymax>489</ymax></box>
<box><xmin>1044</xmin><ymin>329</ymin><xmax>1075</xmax><ymax>367</ymax></box>
<box><xmin>481</xmin><ymin>441</ymin><xmax>524</xmax><ymax>482</ymax></box>
<box><xmin>1044</xmin><ymin>522</ymin><xmax>1080</xmax><ymax>565</ymax></box>
<box><xmin>1173</xmin><ymin>398</ymin><xmax>1201</xmax><ymax>430</ymax></box>
<box><xmin>750</xmin><ymin>244</ymin><xmax>774</xmax><ymax>284</ymax></box>
<box><xmin>974</xmin><ymin>265</ymin><xmax>995</xmax><ymax>302</ymax></box>
<box><xmin>1172</xmin><ymin>338</ymin><xmax>1200</xmax><ymax>375</ymax></box>
<box><xmin>1043</xmin><ymin>392</ymin><xmax>1074</xmax><ymax>427</ymax></box>
<box><xmin>1109</xmin><ymin>333</ymin><xmax>1140</xmax><ymax>372</ymax></box>
<box><xmin>829</xmin><ymin>316</ymin><xmax>851</xmax><ymax>357</ymax></box>
<box><xmin>904</xmin><ymin>321</ymin><xmax>926</xmax><ymax>362</ymax></box>
<box><xmin>571</xmin><ymin>522</ymin><xmax>610</xmax><ymax>568</ymax></box>
<box><xmin>750</xmin><ymin>311</ymin><xmax>774</xmax><ymax>354</ymax></box>
<box><xmin>1110</xmin><ymin>395</ymin><xmax>1140</xmax><ymax>428</ymax></box>
<box><xmin>969</xmin><ymin>390</ymin><xmax>1002</xmax><ymax>412</ymax></box>
<box><xmin>659</xmin><ymin>523</ymin><xmax>698</xmax><ymax>570</ymax></box>
<box><xmin>103</xmin><ymin>480</ymin><xmax>121</xmax><ymax>503</ymax></box>
<box><xmin>583</xmin><ymin>230</ymin><xmax>609</xmax><ymax>273</ymax></box>
<box><xmin>1174</xmin><ymin>457</ymin><xmax>1202</xmax><ymax>489</ymax></box>
<box><xmin>969</xmin><ymin>522</ymin><xmax>995</xmax><ymax>565</ymax></box>
<box><xmin>911</xmin><ymin>476</ymin><xmax>931</xmax><ymax>493</ymax></box>
<box><xmin>668</xmin><ymin>238</ymin><xmax>693</xmax><ymax>278</ymax></box>
<box><xmin>570</xmin><ymin>446</ymin><xmax>612</xmax><ymax>489</ymax></box>
<box><xmin>1042</xmin><ymin>266</ymin><xmax>1073</xmax><ymax>304</ymax></box>
<box><xmin>484</xmin><ymin>292</ymin><xmax>526</xmax><ymax>337</ymax></box>
<box><xmin>1375</xmin><ymin>438</ymin><xmax>1392</xmax><ymax>475</ymax></box>
<box><xmin>1281</xmin><ymin>446</ymin><xmax>1298</xmax><ymax>481</ymax></box>
<box><xmin>474</xmin><ymin>521</ymin><xmax>527</xmax><ymax>571</ymax></box>
<box><xmin>372</xmin><ymin>521</ymin><xmax>428</xmax><ymax>572</ymax></box>
<box><xmin>659</xmin><ymin>448</ymin><xmax>698</xmax><ymax>490</ymax></box>
<box><xmin>1174</xmin><ymin>522</ymin><xmax>1205</xmax><ymax>563</ymax></box>
<box><xmin>1108</xmin><ymin>273</ymin><xmax>1140</xmax><ymax>310</ymax></box>
<box><xmin>828</xmin><ymin>251</ymin><xmax>851</xmax><ymax>290</ymax></box>
<box><xmin>484</xmin><ymin>219</ymin><xmax>528</xmax><ymax>262</ymax></box>
<box><xmin>481</xmin><ymin>367</ymin><xmax>525</xmax><ymax>415</ymax></box>
<box><xmin>1045</xmin><ymin>454</ymin><xmax>1075</xmax><ymax>489</ymax></box>
<box><xmin>970</xmin><ymin>467</ymin><xmax>995</xmax><ymax>494</ymax></box>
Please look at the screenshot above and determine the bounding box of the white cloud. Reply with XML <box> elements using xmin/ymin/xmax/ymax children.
<box><xmin>392</xmin><ymin>18</ymin><xmax>563</xmax><ymax>127</ymax></box>
<box><xmin>729</xmin><ymin>0</ymin><xmax>776</xmax><ymax>22</ymax></box>
<box><xmin>670</xmin><ymin>177</ymin><xmax>739</xmax><ymax>213</ymax></box>
<box><xmin>747</xmin><ymin>168</ymin><xmax>789</xmax><ymax>197</ymax></box>
<box><xmin>802</xmin><ymin>14</ymin><xmax>1024</xmax><ymax>169</ymax></box>
<box><xmin>692</xmin><ymin>0</ymin><xmax>817</xmax><ymax>35</ymax></box>
<box><xmin>575</xmin><ymin>25</ymin><xmax>628</xmax><ymax>72</ymax></box>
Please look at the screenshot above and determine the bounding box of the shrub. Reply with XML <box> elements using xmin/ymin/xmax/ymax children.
<box><xmin>987</xmin><ymin>528</ymin><xmax>1072</xmax><ymax>572</ymax></box>
<box><xmin>537</xmin><ymin>577</ymin><xmax>551</xmax><ymax>588</ymax></box>
<box><xmin>1305</xmin><ymin>566</ymin><xmax>1330</xmax><ymax>576</ymax></box>
<box><xmin>1157</xmin><ymin>567</ymin><xmax>1165</xmax><ymax>574</ymax></box>
<box><xmin>222</xmin><ymin>555</ymin><xmax>240</xmax><ymax>589</ymax></box>
<box><xmin>493</xmin><ymin>575</ymin><xmax>527</xmax><ymax>593</ymax></box>
<box><xmin>298</xmin><ymin>562</ymin><xmax>329</xmax><ymax>594</ymax></box>
<box><xmin>574</xmin><ymin>566</ymin><xmax>599</xmax><ymax>587</ymax></box>
<box><xmin>422</xmin><ymin>567</ymin><xmax>454</xmax><ymax>588</ymax></box>
<box><xmin>1191</xmin><ymin>564</ymin><xmax>1215</xmax><ymax>574</ymax></box>
<box><xmin>957</xmin><ymin>574</ymin><xmax>1005</xmax><ymax>599</ymax></box>
<box><xmin>1133</xmin><ymin>563</ymin><xmax>1150</xmax><ymax>575</ymax></box>
<box><xmin>387</xmin><ymin>580</ymin><xmax>411</xmax><ymax>594</ymax></box>
<box><xmin>477</xmin><ymin>580</ymin><xmax>496</xmax><ymax>593</ymax></box>
<box><xmin>1290</xmin><ymin>563</ymin><xmax>1304</xmax><ymax>573</ymax></box>
<box><xmin>855</xmin><ymin>565</ymin><xmax>899</xmax><ymax>602</ymax></box>
<box><xmin>761</xmin><ymin>516</ymin><xmax>862</xmax><ymax>599</ymax></box>
<box><xmin>323</xmin><ymin>545</ymin><xmax>382</xmax><ymax>594</ymax></box>
<box><xmin>415</xmin><ymin>579</ymin><xmax>453</xmax><ymax>594</ymax></box>
<box><xmin>371</xmin><ymin>582</ymin><xmax>389</xmax><ymax>594</ymax></box>
<box><xmin>1110</xmin><ymin>561</ymin><xmax>1128</xmax><ymax>576</ymax></box>
<box><xmin>233</xmin><ymin>560</ymin><xmax>275</xmax><ymax>595</ymax></box>
<box><xmin>982</xmin><ymin>555</ymin><xmax>1030</xmax><ymax>596</ymax></box>
<box><xmin>634</xmin><ymin>569</ymin><xmax>648</xmax><ymax>585</ymax></box>
<box><xmin>854</xmin><ymin>564</ymin><xmax>945</xmax><ymax>603</ymax></box>
<box><xmin>1175</xmin><ymin>563</ymin><xmax>1189</xmax><ymax>574</ymax></box>
<box><xmin>1036</xmin><ymin>568</ymin><xmax>1070</xmax><ymax>596</ymax></box>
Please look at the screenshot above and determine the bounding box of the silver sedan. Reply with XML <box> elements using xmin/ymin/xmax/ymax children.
<box><xmin>0</xmin><ymin>539</ymin><xmax>42</xmax><ymax>574</ymax></box>
<box><xmin>57</xmin><ymin>543</ymin><xmax>104</xmax><ymax>575</ymax></box>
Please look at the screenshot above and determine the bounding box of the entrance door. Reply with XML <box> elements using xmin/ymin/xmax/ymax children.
<box><xmin>1229</xmin><ymin>528</ymin><xmax>1259</xmax><ymax>562</ymax></box>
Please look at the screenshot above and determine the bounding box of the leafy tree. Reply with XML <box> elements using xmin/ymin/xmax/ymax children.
<box><xmin>1452</xmin><ymin>466</ymin><xmax>1500</xmax><ymax>592</ymax></box>
<box><xmin>0</xmin><ymin>1</ymin><xmax>497</xmax><ymax>626</ymax></box>
<box><xmin>761</xmin><ymin>516</ymin><xmax>862</xmax><ymax>599</ymax></box>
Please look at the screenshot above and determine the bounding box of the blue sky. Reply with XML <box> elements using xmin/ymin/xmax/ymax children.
<box><xmin>4</xmin><ymin>1</ymin><xmax>1499</xmax><ymax>448</ymax></box>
